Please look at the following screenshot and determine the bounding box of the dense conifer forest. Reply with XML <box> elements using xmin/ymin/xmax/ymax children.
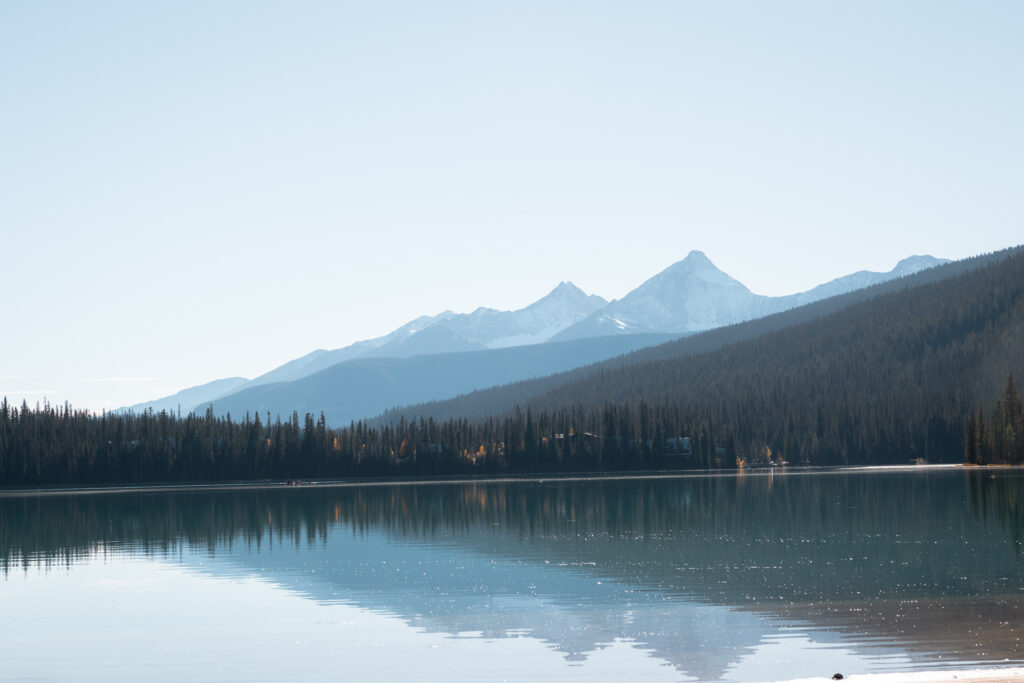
<box><xmin>1</xmin><ymin>247</ymin><xmax>1022</xmax><ymax>487</ymax></box>
<box><xmin>5</xmin><ymin>472</ymin><xmax>1021</xmax><ymax>594</ymax></box>
<box><xmin>379</xmin><ymin>246</ymin><xmax>1023</xmax><ymax>423</ymax></box>
<box><xmin>968</xmin><ymin>375</ymin><xmax>1024</xmax><ymax>465</ymax></box>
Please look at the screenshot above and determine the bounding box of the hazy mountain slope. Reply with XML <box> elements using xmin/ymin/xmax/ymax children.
<box><xmin>233</xmin><ymin>283</ymin><xmax>606</xmax><ymax>392</ymax></box>
<box><xmin>203</xmin><ymin>333</ymin><xmax>677</xmax><ymax>426</ymax></box>
<box><xmin>776</xmin><ymin>254</ymin><xmax>949</xmax><ymax>308</ymax></box>
<box><xmin>228</xmin><ymin>253</ymin><xmax>944</xmax><ymax>406</ymax></box>
<box><xmin>552</xmin><ymin>252</ymin><xmax>948</xmax><ymax>342</ymax></box>
<box><xmin>381</xmin><ymin>247</ymin><xmax>1016</xmax><ymax>424</ymax></box>
<box><xmin>125</xmin><ymin>377</ymin><xmax>248</xmax><ymax>415</ymax></box>
<box><xmin>126</xmin><ymin>253</ymin><xmax>943</xmax><ymax>415</ymax></box>
<box><xmin>459</xmin><ymin>281</ymin><xmax>608</xmax><ymax>348</ymax></box>
<box><xmin>333</xmin><ymin>281</ymin><xmax>607</xmax><ymax>356</ymax></box>
<box><xmin>370</xmin><ymin>324</ymin><xmax>489</xmax><ymax>357</ymax></box>
<box><xmin>537</xmin><ymin>251</ymin><xmax>1024</xmax><ymax>411</ymax></box>
<box><xmin>500</xmin><ymin>247</ymin><xmax>1024</xmax><ymax>465</ymax></box>
<box><xmin>243</xmin><ymin>313</ymin><xmax>457</xmax><ymax>389</ymax></box>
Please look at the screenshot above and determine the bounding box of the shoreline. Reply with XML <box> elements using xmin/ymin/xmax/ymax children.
<box><xmin>779</xmin><ymin>667</ymin><xmax>1024</xmax><ymax>682</ymax></box>
<box><xmin>0</xmin><ymin>462</ymin><xmax>1011</xmax><ymax>498</ymax></box>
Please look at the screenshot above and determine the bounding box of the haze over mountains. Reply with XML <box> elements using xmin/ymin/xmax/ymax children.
<box><xmin>200</xmin><ymin>334</ymin><xmax>679</xmax><ymax>428</ymax></box>
<box><xmin>244</xmin><ymin>280</ymin><xmax>608</xmax><ymax>389</ymax></box>
<box><xmin>128</xmin><ymin>251</ymin><xmax>947</xmax><ymax>422</ymax></box>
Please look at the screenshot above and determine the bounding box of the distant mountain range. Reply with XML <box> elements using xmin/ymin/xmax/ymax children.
<box><xmin>243</xmin><ymin>280</ymin><xmax>608</xmax><ymax>390</ymax></box>
<box><xmin>127</xmin><ymin>251</ymin><xmax>948</xmax><ymax>422</ymax></box>
<box><xmin>382</xmin><ymin>249</ymin><xmax>1015</xmax><ymax>426</ymax></box>
<box><xmin>388</xmin><ymin>245</ymin><xmax>1024</xmax><ymax>468</ymax></box>
<box><xmin>551</xmin><ymin>251</ymin><xmax>947</xmax><ymax>340</ymax></box>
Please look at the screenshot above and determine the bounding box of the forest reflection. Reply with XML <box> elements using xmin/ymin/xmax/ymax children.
<box><xmin>4</xmin><ymin>469</ymin><xmax>1023</xmax><ymax>679</ymax></box>
<box><xmin>3</xmin><ymin>469</ymin><xmax>1022</xmax><ymax>599</ymax></box>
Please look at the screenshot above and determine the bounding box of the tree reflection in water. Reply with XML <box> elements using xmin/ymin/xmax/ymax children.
<box><xmin>2</xmin><ymin>469</ymin><xmax>1022</xmax><ymax>678</ymax></box>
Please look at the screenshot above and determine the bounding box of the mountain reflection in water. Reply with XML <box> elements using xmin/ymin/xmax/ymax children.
<box><xmin>2</xmin><ymin>469</ymin><xmax>1023</xmax><ymax>681</ymax></box>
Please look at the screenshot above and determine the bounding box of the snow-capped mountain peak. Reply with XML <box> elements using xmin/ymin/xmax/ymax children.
<box><xmin>238</xmin><ymin>250</ymin><xmax>951</xmax><ymax>385</ymax></box>
<box><xmin>432</xmin><ymin>281</ymin><xmax>608</xmax><ymax>350</ymax></box>
<box><xmin>679</xmin><ymin>249</ymin><xmax>713</xmax><ymax>266</ymax></box>
<box><xmin>892</xmin><ymin>255</ymin><xmax>947</xmax><ymax>276</ymax></box>
<box><xmin>236</xmin><ymin>281</ymin><xmax>611</xmax><ymax>387</ymax></box>
<box><xmin>129</xmin><ymin>248</ymin><xmax>955</xmax><ymax>415</ymax></box>
<box><xmin>524</xmin><ymin>281</ymin><xmax>606</xmax><ymax>315</ymax></box>
<box><xmin>551</xmin><ymin>250</ymin><xmax>949</xmax><ymax>342</ymax></box>
<box><xmin>550</xmin><ymin>252</ymin><xmax>760</xmax><ymax>340</ymax></box>
<box><xmin>650</xmin><ymin>251</ymin><xmax>751</xmax><ymax>290</ymax></box>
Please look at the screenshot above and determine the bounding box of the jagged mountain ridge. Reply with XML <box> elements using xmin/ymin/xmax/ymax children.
<box><xmin>379</xmin><ymin>249</ymin><xmax>1008</xmax><ymax>426</ymax></box>
<box><xmin>247</xmin><ymin>252</ymin><xmax>947</xmax><ymax>390</ymax></box>
<box><xmin>551</xmin><ymin>251</ymin><xmax>948</xmax><ymax>341</ymax></box>
<box><xmin>126</xmin><ymin>252</ymin><xmax>946</xmax><ymax>417</ymax></box>
<box><xmin>242</xmin><ymin>281</ymin><xmax>607</xmax><ymax>390</ymax></box>
<box><xmin>126</xmin><ymin>282</ymin><xmax>610</xmax><ymax>414</ymax></box>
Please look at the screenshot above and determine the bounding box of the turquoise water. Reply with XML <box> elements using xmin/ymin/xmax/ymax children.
<box><xmin>1</xmin><ymin>468</ymin><xmax>1022</xmax><ymax>681</ymax></box>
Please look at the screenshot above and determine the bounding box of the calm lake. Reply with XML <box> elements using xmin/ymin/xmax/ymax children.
<box><xmin>1</xmin><ymin>468</ymin><xmax>1022</xmax><ymax>681</ymax></box>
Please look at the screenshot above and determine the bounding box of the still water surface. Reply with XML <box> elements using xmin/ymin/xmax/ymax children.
<box><xmin>1</xmin><ymin>468</ymin><xmax>1022</xmax><ymax>681</ymax></box>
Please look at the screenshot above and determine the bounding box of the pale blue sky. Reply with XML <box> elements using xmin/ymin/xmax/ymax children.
<box><xmin>1</xmin><ymin>1</ymin><xmax>1021</xmax><ymax>410</ymax></box>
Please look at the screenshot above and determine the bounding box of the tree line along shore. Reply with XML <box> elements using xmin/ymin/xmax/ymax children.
<box><xmin>0</xmin><ymin>372</ymin><xmax>1020</xmax><ymax>487</ymax></box>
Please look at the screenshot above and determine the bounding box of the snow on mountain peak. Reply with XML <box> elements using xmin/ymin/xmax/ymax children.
<box><xmin>549</xmin><ymin>250</ymin><xmax>762</xmax><ymax>340</ymax></box>
<box><xmin>350</xmin><ymin>281</ymin><xmax>612</xmax><ymax>353</ymax></box>
<box><xmin>551</xmin><ymin>280</ymin><xmax>583</xmax><ymax>293</ymax></box>
<box><xmin>650</xmin><ymin>250</ymin><xmax>745</xmax><ymax>291</ymax></box>
<box><xmin>682</xmin><ymin>249</ymin><xmax>712</xmax><ymax>264</ymax></box>
<box><xmin>893</xmin><ymin>255</ymin><xmax>948</xmax><ymax>275</ymax></box>
<box><xmin>534</xmin><ymin>281</ymin><xmax>601</xmax><ymax>305</ymax></box>
<box><xmin>149</xmin><ymin>248</ymin><xmax>960</xmax><ymax>409</ymax></box>
<box><xmin>659</xmin><ymin>250</ymin><xmax>722</xmax><ymax>277</ymax></box>
<box><xmin>477</xmin><ymin>282</ymin><xmax>607</xmax><ymax>348</ymax></box>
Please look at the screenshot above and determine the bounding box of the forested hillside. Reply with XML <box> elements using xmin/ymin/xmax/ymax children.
<box><xmin>382</xmin><ymin>247</ymin><xmax>1022</xmax><ymax>423</ymax></box>
<box><xmin>969</xmin><ymin>375</ymin><xmax>1024</xmax><ymax>465</ymax></box>
<box><xmin>1</xmin><ymin>247</ymin><xmax>1021</xmax><ymax>486</ymax></box>
<box><xmin>384</xmin><ymin>246</ymin><xmax>1024</xmax><ymax>467</ymax></box>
